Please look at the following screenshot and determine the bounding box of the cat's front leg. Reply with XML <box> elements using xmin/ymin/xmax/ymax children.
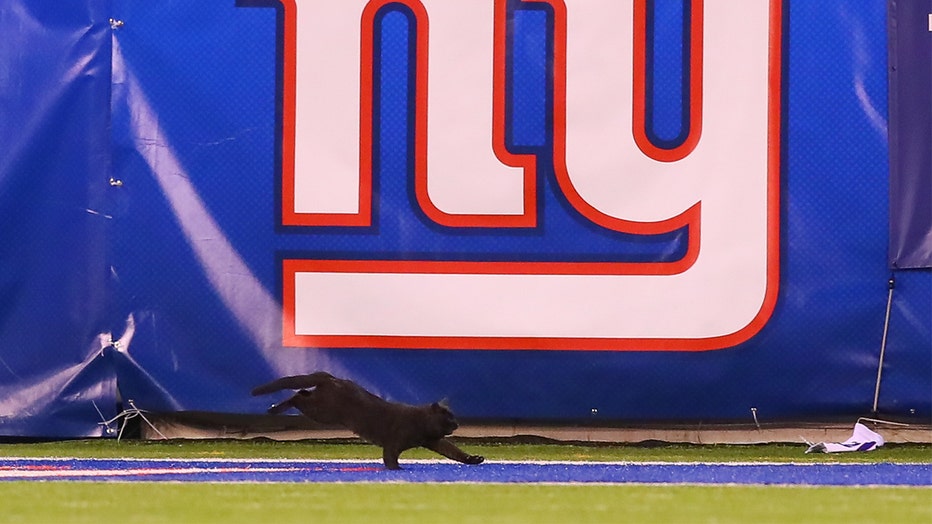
<box><xmin>424</xmin><ymin>438</ymin><xmax>484</xmax><ymax>465</ymax></box>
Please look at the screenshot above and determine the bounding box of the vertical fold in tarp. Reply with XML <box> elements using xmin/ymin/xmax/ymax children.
<box><xmin>887</xmin><ymin>0</ymin><xmax>932</xmax><ymax>269</ymax></box>
<box><xmin>0</xmin><ymin>1</ymin><xmax>119</xmax><ymax>437</ymax></box>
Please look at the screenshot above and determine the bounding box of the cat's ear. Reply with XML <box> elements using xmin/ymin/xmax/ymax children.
<box><xmin>436</xmin><ymin>398</ymin><xmax>450</xmax><ymax>409</ymax></box>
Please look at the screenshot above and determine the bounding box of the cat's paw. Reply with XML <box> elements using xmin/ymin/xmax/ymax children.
<box><xmin>464</xmin><ymin>454</ymin><xmax>485</xmax><ymax>465</ymax></box>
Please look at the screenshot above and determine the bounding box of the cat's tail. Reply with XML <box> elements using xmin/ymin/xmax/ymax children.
<box><xmin>251</xmin><ymin>372</ymin><xmax>333</xmax><ymax>396</ymax></box>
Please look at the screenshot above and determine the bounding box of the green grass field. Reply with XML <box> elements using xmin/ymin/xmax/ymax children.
<box><xmin>0</xmin><ymin>439</ymin><xmax>928</xmax><ymax>523</ymax></box>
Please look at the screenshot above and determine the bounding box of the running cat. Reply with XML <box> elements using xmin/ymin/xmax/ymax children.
<box><xmin>252</xmin><ymin>371</ymin><xmax>484</xmax><ymax>470</ymax></box>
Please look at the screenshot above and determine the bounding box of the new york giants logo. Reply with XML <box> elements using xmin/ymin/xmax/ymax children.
<box><xmin>257</xmin><ymin>0</ymin><xmax>782</xmax><ymax>351</ymax></box>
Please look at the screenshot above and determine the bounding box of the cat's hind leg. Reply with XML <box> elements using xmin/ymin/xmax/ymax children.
<box><xmin>266</xmin><ymin>389</ymin><xmax>318</xmax><ymax>416</ymax></box>
<box><xmin>381</xmin><ymin>447</ymin><xmax>403</xmax><ymax>470</ymax></box>
<box><xmin>266</xmin><ymin>396</ymin><xmax>295</xmax><ymax>415</ymax></box>
<box><xmin>251</xmin><ymin>372</ymin><xmax>333</xmax><ymax>395</ymax></box>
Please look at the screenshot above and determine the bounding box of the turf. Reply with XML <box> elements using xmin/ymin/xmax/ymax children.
<box><xmin>0</xmin><ymin>438</ymin><xmax>929</xmax><ymax>463</ymax></box>
<box><xmin>0</xmin><ymin>440</ymin><xmax>928</xmax><ymax>523</ymax></box>
<box><xmin>0</xmin><ymin>482</ymin><xmax>928</xmax><ymax>524</ymax></box>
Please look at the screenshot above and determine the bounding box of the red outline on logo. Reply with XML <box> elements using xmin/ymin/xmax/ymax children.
<box><xmin>279</xmin><ymin>0</ymin><xmax>537</xmax><ymax>228</ymax></box>
<box><xmin>535</xmin><ymin>0</ymin><xmax>702</xmax><ymax>242</ymax></box>
<box><xmin>410</xmin><ymin>0</ymin><xmax>539</xmax><ymax>228</ymax></box>
<box><xmin>282</xmin><ymin>256</ymin><xmax>700</xmax><ymax>351</ymax></box>
<box><xmin>280</xmin><ymin>0</ymin><xmax>782</xmax><ymax>351</ymax></box>
<box><xmin>279</xmin><ymin>0</ymin><xmax>377</xmax><ymax>227</ymax></box>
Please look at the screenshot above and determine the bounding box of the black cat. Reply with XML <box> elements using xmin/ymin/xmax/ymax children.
<box><xmin>251</xmin><ymin>371</ymin><xmax>484</xmax><ymax>470</ymax></box>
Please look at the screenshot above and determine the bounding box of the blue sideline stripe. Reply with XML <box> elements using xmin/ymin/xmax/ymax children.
<box><xmin>0</xmin><ymin>458</ymin><xmax>928</xmax><ymax>486</ymax></box>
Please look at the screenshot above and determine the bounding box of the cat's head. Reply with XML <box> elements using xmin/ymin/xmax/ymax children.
<box><xmin>427</xmin><ymin>402</ymin><xmax>459</xmax><ymax>437</ymax></box>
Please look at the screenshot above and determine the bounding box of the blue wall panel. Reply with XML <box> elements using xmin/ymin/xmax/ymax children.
<box><xmin>0</xmin><ymin>0</ymin><xmax>928</xmax><ymax>437</ymax></box>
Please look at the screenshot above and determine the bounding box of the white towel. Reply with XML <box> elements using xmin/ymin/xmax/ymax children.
<box><xmin>805</xmin><ymin>422</ymin><xmax>885</xmax><ymax>453</ymax></box>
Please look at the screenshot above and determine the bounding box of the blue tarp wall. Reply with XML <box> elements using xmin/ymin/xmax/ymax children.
<box><xmin>0</xmin><ymin>0</ymin><xmax>929</xmax><ymax>437</ymax></box>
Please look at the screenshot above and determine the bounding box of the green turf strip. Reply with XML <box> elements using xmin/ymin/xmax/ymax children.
<box><xmin>0</xmin><ymin>439</ymin><xmax>929</xmax><ymax>463</ymax></box>
<box><xmin>0</xmin><ymin>482</ymin><xmax>928</xmax><ymax>524</ymax></box>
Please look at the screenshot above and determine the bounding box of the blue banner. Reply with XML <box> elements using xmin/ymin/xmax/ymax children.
<box><xmin>0</xmin><ymin>0</ymin><xmax>929</xmax><ymax>438</ymax></box>
<box><xmin>0</xmin><ymin>1</ymin><xmax>117</xmax><ymax>437</ymax></box>
<box><xmin>888</xmin><ymin>0</ymin><xmax>932</xmax><ymax>269</ymax></box>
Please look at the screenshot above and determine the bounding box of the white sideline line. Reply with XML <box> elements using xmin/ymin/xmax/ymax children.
<box><xmin>0</xmin><ymin>457</ymin><xmax>928</xmax><ymax>466</ymax></box>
